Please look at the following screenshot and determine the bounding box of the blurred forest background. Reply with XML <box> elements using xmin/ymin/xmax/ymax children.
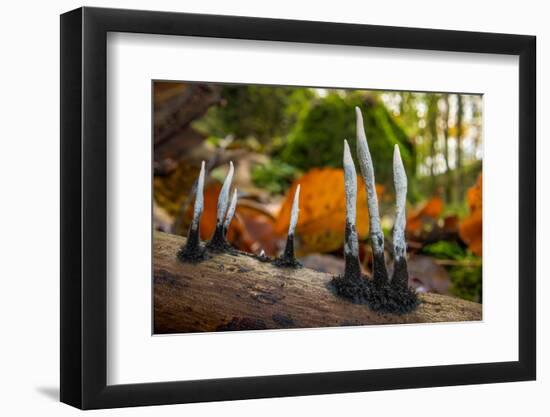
<box><xmin>153</xmin><ymin>81</ymin><xmax>483</xmax><ymax>302</ymax></box>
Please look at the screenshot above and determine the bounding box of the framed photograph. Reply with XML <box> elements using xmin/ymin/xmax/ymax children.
<box><xmin>60</xmin><ymin>6</ymin><xmax>536</xmax><ymax>409</ymax></box>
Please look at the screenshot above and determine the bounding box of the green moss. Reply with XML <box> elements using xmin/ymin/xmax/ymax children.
<box><xmin>251</xmin><ymin>159</ymin><xmax>301</xmax><ymax>195</ymax></box>
<box><xmin>448</xmin><ymin>265</ymin><xmax>482</xmax><ymax>303</ymax></box>
<box><xmin>279</xmin><ymin>92</ymin><xmax>413</xmax><ymax>188</ymax></box>
<box><xmin>422</xmin><ymin>241</ymin><xmax>482</xmax><ymax>302</ymax></box>
<box><xmin>194</xmin><ymin>85</ymin><xmax>315</xmax><ymax>147</ymax></box>
<box><xmin>422</xmin><ymin>241</ymin><xmax>466</xmax><ymax>260</ymax></box>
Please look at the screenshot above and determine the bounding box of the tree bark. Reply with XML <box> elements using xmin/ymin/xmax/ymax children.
<box><xmin>455</xmin><ymin>94</ymin><xmax>464</xmax><ymax>202</ymax></box>
<box><xmin>154</xmin><ymin>231</ymin><xmax>482</xmax><ymax>334</ymax></box>
<box><xmin>443</xmin><ymin>95</ymin><xmax>452</xmax><ymax>203</ymax></box>
<box><xmin>427</xmin><ymin>94</ymin><xmax>439</xmax><ymax>193</ymax></box>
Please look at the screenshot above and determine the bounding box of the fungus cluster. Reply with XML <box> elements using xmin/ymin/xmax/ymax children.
<box><xmin>177</xmin><ymin>161</ymin><xmax>239</xmax><ymax>262</ymax></box>
<box><xmin>331</xmin><ymin>107</ymin><xmax>419</xmax><ymax>314</ymax></box>
<box><xmin>178</xmin><ymin>158</ymin><xmax>304</xmax><ymax>267</ymax></box>
<box><xmin>177</xmin><ymin>106</ymin><xmax>418</xmax><ymax>314</ymax></box>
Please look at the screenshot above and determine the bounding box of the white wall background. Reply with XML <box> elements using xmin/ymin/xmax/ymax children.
<box><xmin>0</xmin><ymin>0</ymin><xmax>545</xmax><ymax>415</ymax></box>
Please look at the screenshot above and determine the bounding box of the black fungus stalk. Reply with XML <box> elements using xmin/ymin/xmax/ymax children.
<box><xmin>355</xmin><ymin>107</ymin><xmax>389</xmax><ymax>287</ymax></box>
<box><xmin>177</xmin><ymin>161</ymin><xmax>207</xmax><ymax>262</ymax></box>
<box><xmin>206</xmin><ymin>162</ymin><xmax>235</xmax><ymax>252</ymax></box>
<box><xmin>274</xmin><ymin>185</ymin><xmax>302</xmax><ymax>268</ymax></box>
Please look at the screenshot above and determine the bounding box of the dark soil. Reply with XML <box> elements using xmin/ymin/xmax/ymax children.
<box><xmin>372</xmin><ymin>251</ymin><xmax>389</xmax><ymax>287</ymax></box>
<box><xmin>273</xmin><ymin>234</ymin><xmax>302</xmax><ymax>268</ymax></box>
<box><xmin>206</xmin><ymin>225</ymin><xmax>235</xmax><ymax>253</ymax></box>
<box><xmin>273</xmin><ymin>257</ymin><xmax>302</xmax><ymax>268</ymax></box>
<box><xmin>330</xmin><ymin>274</ymin><xmax>420</xmax><ymax>315</ymax></box>
<box><xmin>177</xmin><ymin>229</ymin><xmax>208</xmax><ymax>263</ymax></box>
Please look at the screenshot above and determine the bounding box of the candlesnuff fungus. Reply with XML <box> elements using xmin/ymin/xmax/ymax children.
<box><xmin>342</xmin><ymin>139</ymin><xmax>362</xmax><ymax>281</ymax></box>
<box><xmin>332</xmin><ymin>108</ymin><xmax>419</xmax><ymax>314</ymax></box>
<box><xmin>206</xmin><ymin>161</ymin><xmax>236</xmax><ymax>252</ymax></box>
<box><xmin>274</xmin><ymin>184</ymin><xmax>302</xmax><ymax>268</ymax></box>
<box><xmin>178</xmin><ymin>110</ymin><xmax>417</xmax><ymax>314</ymax></box>
<box><xmin>223</xmin><ymin>188</ymin><xmax>238</xmax><ymax>237</ymax></box>
<box><xmin>391</xmin><ymin>145</ymin><xmax>409</xmax><ymax>290</ymax></box>
<box><xmin>255</xmin><ymin>248</ymin><xmax>272</xmax><ymax>263</ymax></box>
<box><xmin>355</xmin><ymin>106</ymin><xmax>389</xmax><ymax>287</ymax></box>
<box><xmin>177</xmin><ymin>161</ymin><xmax>207</xmax><ymax>262</ymax></box>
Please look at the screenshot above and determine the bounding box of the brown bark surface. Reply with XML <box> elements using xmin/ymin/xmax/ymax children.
<box><xmin>154</xmin><ymin>231</ymin><xmax>482</xmax><ymax>334</ymax></box>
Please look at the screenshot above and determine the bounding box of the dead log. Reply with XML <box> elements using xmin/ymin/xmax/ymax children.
<box><xmin>153</xmin><ymin>82</ymin><xmax>222</xmax><ymax>175</ymax></box>
<box><xmin>154</xmin><ymin>83</ymin><xmax>221</xmax><ymax>147</ymax></box>
<box><xmin>154</xmin><ymin>231</ymin><xmax>482</xmax><ymax>333</ymax></box>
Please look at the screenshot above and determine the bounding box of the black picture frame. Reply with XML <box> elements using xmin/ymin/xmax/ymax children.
<box><xmin>60</xmin><ymin>6</ymin><xmax>536</xmax><ymax>410</ymax></box>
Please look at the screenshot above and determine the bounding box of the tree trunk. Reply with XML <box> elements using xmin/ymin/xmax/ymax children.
<box><xmin>455</xmin><ymin>94</ymin><xmax>464</xmax><ymax>203</ymax></box>
<box><xmin>154</xmin><ymin>232</ymin><xmax>482</xmax><ymax>334</ymax></box>
<box><xmin>427</xmin><ymin>95</ymin><xmax>439</xmax><ymax>193</ymax></box>
<box><xmin>443</xmin><ymin>95</ymin><xmax>452</xmax><ymax>203</ymax></box>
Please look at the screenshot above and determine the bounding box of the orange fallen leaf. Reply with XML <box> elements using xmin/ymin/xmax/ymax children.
<box><xmin>274</xmin><ymin>168</ymin><xmax>376</xmax><ymax>255</ymax></box>
<box><xmin>459</xmin><ymin>174</ymin><xmax>483</xmax><ymax>256</ymax></box>
<box><xmin>234</xmin><ymin>204</ymin><xmax>278</xmax><ymax>255</ymax></box>
<box><xmin>406</xmin><ymin>196</ymin><xmax>444</xmax><ymax>235</ymax></box>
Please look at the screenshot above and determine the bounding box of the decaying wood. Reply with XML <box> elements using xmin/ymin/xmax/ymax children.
<box><xmin>154</xmin><ymin>83</ymin><xmax>221</xmax><ymax>146</ymax></box>
<box><xmin>153</xmin><ymin>83</ymin><xmax>222</xmax><ymax>174</ymax></box>
<box><xmin>154</xmin><ymin>231</ymin><xmax>482</xmax><ymax>334</ymax></box>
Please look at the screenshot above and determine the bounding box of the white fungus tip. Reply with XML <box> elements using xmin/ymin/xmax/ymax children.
<box><xmin>355</xmin><ymin>107</ymin><xmax>365</xmax><ymax>128</ymax></box>
<box><xmin>393</xmin><ymin>145</ymin><xmax>408</xmax><ymax>259</ymax></box>
<box><xmin>343</xmin><ymin>139</ymin><xmax>357</xmax><ymax>226</ymax></box>
<box><xmin>355</xmin><ymin>106</ymin><xmax>384</xmax><ymax>255</ymax></box>
<box><xmin>343</xmin><ymin>138</ymin><xmax>350</xmax><ymax>154</ymax></box>
<box><xmin>191</xmin><ymin>162</ymin><xmax>206</xmax><ymax>229</ymax></box>
<box><xmin>216</xmin><ymin>162</ymin><xmax>235</xmax><ymax>224</ymax></box>
<box><xmin>393</xmin><ymin>145</ymin><xmax>407</xmax><ymax>190</ymax></box>
<box><xmin>289</xmin><ymin>185</ymin><xmax>301</xmax><ymax>235</ymax></box>
<box><xmin>393</xmin><ymin>144</ymin><xmax>401</xmax><ymax>160</ymax></box>
<box><xmin>343</xmin><ymin>139</ymin><xmax>353</xmax><ymax>162</ymax></box>
<box><xmin>355</xmin><ymin>107</ymin><xmax>368</xmax><ymax>151</ymax></box>
<box><xmin>223</xmin><ymin>188</ymin><xmax>238</xmax><ymax>231</ymax></box>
